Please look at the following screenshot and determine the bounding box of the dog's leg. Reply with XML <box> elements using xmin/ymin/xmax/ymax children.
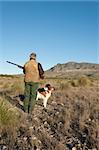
<box><xmin>43</xmin><ymin>98</ymin><xmax>48</xmax><ymax>108</ymax></box>
<box><xmin>36</xmin><ymin>92</ymin><xmax>39</xmax><ymax>101</ymax></box>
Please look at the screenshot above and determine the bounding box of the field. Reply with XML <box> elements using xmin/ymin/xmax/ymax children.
<box><xmin>0</xmin><ymin>74</ymin><xmax>99</xmax><ymax>150</ymax></box>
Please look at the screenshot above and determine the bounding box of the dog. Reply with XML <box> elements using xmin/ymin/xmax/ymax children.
<box><xmin>36</xmin><ymin>84</ymin><xmax>55</xmax><ymax>108</ymax></box>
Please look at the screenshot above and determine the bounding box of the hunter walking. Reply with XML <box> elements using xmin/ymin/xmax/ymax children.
<box><xmin>23</xmin><ymin>52</ymin><xmax>44</xmax><ymax>113</ymax></box>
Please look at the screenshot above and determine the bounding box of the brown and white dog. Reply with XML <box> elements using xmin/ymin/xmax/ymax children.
<box><xmin>36</xmin><ymin>84</ymin><xmax>55</xmax><ymax>108</ymax></box>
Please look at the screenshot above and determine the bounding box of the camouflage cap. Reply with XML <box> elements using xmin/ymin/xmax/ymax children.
<box><xmin>30</xmin><ymin>52</ymin><xmax>36</xmax><ymax>59</ymax></box>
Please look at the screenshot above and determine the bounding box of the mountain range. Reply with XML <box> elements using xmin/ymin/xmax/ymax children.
<box><xmin>45</xmin><ymin>61</ymin><xmax>99</xmax><ymax>78</ymax></box>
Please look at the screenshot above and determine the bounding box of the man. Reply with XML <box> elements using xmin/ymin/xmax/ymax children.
<box><xmin>23</xmin><ymin>52</ymin><xmax>44</xmax><ymax>113</ymax></box>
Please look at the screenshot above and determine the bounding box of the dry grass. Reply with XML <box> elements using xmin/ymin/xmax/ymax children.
<box><xmin>38</xmin><ymin>76</ymin><xmax>99</xmax><ymax>149</ymax></box>
<box><xmin>0</xmin><ymin>94</ymin><xmax>28</xmax><ymax>148</ymax></box>
<box><xmin>0</xmin><ymin>75</ymin><xmax>24</xmax><ymax>95</ymax></box>
<box><xmin>0</xmin><ymin>74</ymin><xmax>98</xmax><ymax>149</ymax></box>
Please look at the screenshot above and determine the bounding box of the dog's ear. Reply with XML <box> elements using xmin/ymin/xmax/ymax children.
<box><xmin>45</xmin><ymin>84</ymin><xmax>51</xmax><ymax>88</ymax></box>
<box><xmin>52</xmin><ymin>87</ymin><xmax>55</xmax><ymax>91</ymax></box>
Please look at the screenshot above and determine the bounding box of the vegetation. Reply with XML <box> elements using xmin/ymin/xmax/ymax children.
<box><xmin>0</xmin><ymin>73</ymin><xmax>98</xmax><ymax>149</ymax></box>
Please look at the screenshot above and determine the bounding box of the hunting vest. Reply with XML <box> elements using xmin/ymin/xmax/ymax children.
<box><xmin>24</xmin><ymin>59</ymin><xmax>40</xmax><ymax>82</ymax></box>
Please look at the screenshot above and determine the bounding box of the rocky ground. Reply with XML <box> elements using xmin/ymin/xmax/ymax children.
<box><xmin>0</xmin><ymin>83</ymin><xmax>99</xmax><ymax>150</ymax></box>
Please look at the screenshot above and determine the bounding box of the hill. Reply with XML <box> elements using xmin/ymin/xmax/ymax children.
<box><xmin>45</xmin><ymin>62</ymin><xmax>99</xmax><ymax>78</ymax></box>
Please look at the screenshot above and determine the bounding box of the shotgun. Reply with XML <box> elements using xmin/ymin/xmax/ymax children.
<box><xmin>6</xmin><ymin>61</ymin><xmax>24</xmax><ymax>69</ymax></box>
<box><xmin>6</xmin><ymin>61</ymin><xmax>44</xmax><ymax>79</ymax></box>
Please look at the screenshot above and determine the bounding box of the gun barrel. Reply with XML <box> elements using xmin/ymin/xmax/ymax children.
<box><xmin>6</xmin><ymin>61</ymin><xmax>23</xmax><ymax>69</ymax></box>
<box><xmin>6</xmin><ymin>61</ymin><xmax>18</xmax><ymax>66</ymax></box>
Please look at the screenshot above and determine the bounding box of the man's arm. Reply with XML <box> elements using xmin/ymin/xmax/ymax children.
<box><xmin>38</xmin><ymin>63</ymin><xmax>44</xmax><ymax>79</ymax></box>
<box><xmin>23</xmin><ymin>67</ymin><xmax>25</xmax><ymax>74</ymax></box>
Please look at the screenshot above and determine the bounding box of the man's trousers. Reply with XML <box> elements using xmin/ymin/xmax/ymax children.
<box><xmin>24</xmin><ymin>82</ymin><xmax>39</xmax><ymax>113</ymax></box>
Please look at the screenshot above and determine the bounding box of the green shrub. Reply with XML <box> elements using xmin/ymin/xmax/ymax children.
<box><xmin>0</xmin><ymin>97</ymin><xmax>20</xmax><ymax>130</ymax></box>
<box><xmin>0</xmin><ymin>96</ymin><xmax>26</xmax><ymax>147</ymax></box>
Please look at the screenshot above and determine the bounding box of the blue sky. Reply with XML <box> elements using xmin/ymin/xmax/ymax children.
<box><xmin>0</xmin><ymin>1</ymin><xmax>98</xmax><ymax>74</ymax></box>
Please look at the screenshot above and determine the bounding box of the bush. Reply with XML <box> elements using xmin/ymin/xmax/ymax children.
<box><xmin>0</xmin><ymin>97</ymin><xmax>20</xmax><ymax>130</ymax></box>
<box><xmin>78</xmin><ymin>76</ymin><xmax>91</xmax><ymax>86</ymax></box>
<box><xmin>0</xmin><ymin>96</ymin><xmax>26</xmax><ymax>147</ymax></box>
<box><xmin>59</xmin><ymin>82</ymin><xmax>70</xmax><ymax>90</ymax></box>
<box><xmin>11</xmin><ymin>79</ymin><xmax>24</xmax><ymax>95</ymax></box>
<box><xmin>70</xmin><ymin>79</ymin><xmax>78</xmax><ymax>87</ymax></box>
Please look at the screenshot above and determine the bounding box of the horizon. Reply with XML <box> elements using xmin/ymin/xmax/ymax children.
<box><xmin>0</xmin><ymin>1</ymin><xmax>98</xmax><ymax>74</ymax></box>
<box><xmin>0</xmin><ymin>61</ymin><xmax>99</xmax><ymax>75</ymax></box>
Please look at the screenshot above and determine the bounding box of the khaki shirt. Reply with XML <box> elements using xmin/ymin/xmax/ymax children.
<box><xmin>24</xmin><ymin>59</ymin><xmax>40</xmax><ymax>82</ymax></box>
